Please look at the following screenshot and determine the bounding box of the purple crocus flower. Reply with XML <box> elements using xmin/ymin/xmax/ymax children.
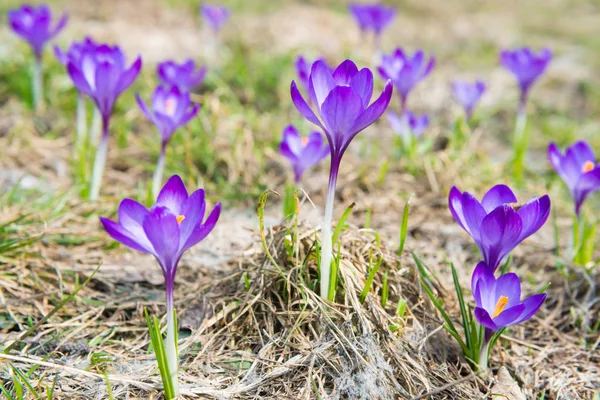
<box><xmin>157</xmin><ymin>59</ymin><xmax>207</xmax><ymax>92</ymax></box>
<box><xmin>100</xmin><ymin>175</ymin><xmax>221</xmax><ymax>394</ymax></box>
<box><xmin>472</xmin><ymin>262</ymin><xmax>546</xmax><ymax>332</ymax></box>
<box><xmin>137</xmin><ymin>85</ymin><xmax>200</xmax><ymax>199</ymax></box>
<box><xmin>67</xmin><ymin>44</ymin><xmax>142</xmax><ymax>200</ymax></box>
<box><xmin>449</xmin><ymin>185</ymin><xmax>550</xmax><ymax>271</ymax></box>
<box><xmin>349</xmin><ymin>3</ymin><xmax>396</xmax><ymax>36</ymax></box>
<box><xmin>500</xmin><ymin>47</ymin><xmax>552</xmax><ymax>107</ymax></box>
<box><xmin>548</xmin><ymin>141</ymin><xmax>600</xmax><ymax>216</ymax></box>
<box><xmin>8</xmin><ymin>4</ymin><xmax>68</xmax><ymax>60</ymax></box>
<box><xmin>201</xmin><ymin>3</ymin><xmax>230</xmax><ymax>32</ymax></box>
<box><xmin>279</xmin><ymin>125</ymin><xmax>330</xmax><ymax>183</ymax></box>
<box><xmin>452</xmin><ymin>80</ymin><xmax>486</xmax><ymax>122</ymax></box>
<box><xmin>295</xmin><ymin>56</ymin><xmax>330</xmax><ymax>102</ymax></box>
<box><xmin>291</xmin><ymin>59</ymin><xmax>392</xmax><ymax>298</ymax></box>
<box><xmin>387</xmin><ymin>110</ymin><xmax>429</xmax><ymax>139</ymax></box>
<box><xmin>378</xmin><ymin>48</ymin><xmax>435</xmax><ymax>111</ymax></box>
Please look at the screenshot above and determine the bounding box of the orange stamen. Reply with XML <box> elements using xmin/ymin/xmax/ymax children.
<box><xmin>301</xmin><ymin>136</ymin><xmax>309</xmax><ymax>146</ymax></box>
<box><xmin>582</xmin><ymin>160</ymin><xmax>595</xmax><ymax>173</ymax></box>
<box><xmin>165</xmin><ymin>99</ymin><xmax>175</xmax><ymax>115</ymax></box>
<box><xmin>176</xmin><ymin>215</ymin><xmax>185</xmax><ymax>224</ymax></box>
<box><xmin>492</xmin><ymin>296</ymin><xmax>509</xmax><ymax>318</ymax></box>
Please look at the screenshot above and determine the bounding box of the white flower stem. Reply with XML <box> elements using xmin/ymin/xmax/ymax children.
<box><xmin>478</xmin><ymin>339</ymin><xmax>491</xmax><ymax>373</ymax></box>
<box><xmin>165</xmin><ymin>290</ymin><xmax>179</xmax><ymax>396</ymax></box>
<box><xmin>320</xmin><ymin>163</ymin><xmax>338</xmax><ymax>300</ymax></box>
<box><xmin>512</xmin><ymin>100</ymin><xmax>528</xmax><ymax>180</ymax></box>
<box><xmin>32</xmin><ymin>57</ymin><xmax>43</xmax><ymax>112</ymax></box>
<box><xmin>75</xmin><ymin>94</ymin><xmax>87</xmax><ymax>148</ymax></box>
<box><xmin>91</xmin><ymin>107</ymin><xmax>102</xmax><ymax>146</ymax></box>
<box><xmin>89</xmin><ymin>120</ymin><xmax>109</xmax><ymax>201</ymax></box>
<box><xmin>152</xmin><ymin>146</ymin><xmax>166</xmax><ymax>200</ymax></box>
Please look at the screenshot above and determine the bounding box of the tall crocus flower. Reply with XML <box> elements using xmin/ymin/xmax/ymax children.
<box><xmin>55</xmin><ymin>37</ymin><xmax>98</xmax><ymax>146</ymax></box>
<box><xmin>378</xmin><ymin>48</ymin><xmax>435</xmax><ymax>111</ymax></box>
<box><xmin>100</xmin><ymin>175</ymin><xmax>221</xmax><ymax>396</ymax></box>
<box><xmin>157</xmin><ymin>59</ymin><xmax>207</xmax><ymax>92</ymax></box>
<box><xmin>280</xmin><ymin>125</ymin><xmax>330</xmax><ymax>183</ymax></box>
<box><xmin>201</xmin><ymin>3</ymin><xmax>230</xmax><ymax>32</ymax></box>
<box><xmin>548</xmin><ymin>141</ymin><xmax>600</xmax><ymax>216</ymax></box>
<box><xmin>290</xmin><ymin>59</ymin><xmax>393</xmax><ymax>299</ymax></box>
<box><xmin>349</xmin><ymin>3</ymin><xmax>396</xmax><ymax>45</ymax></box>
<box><xmin>136</xmin><ymin>86</ymin><xmax>200</xmax><ymax>199</ymax></box>
<box><xmin>500</xmin><ymin>47</ymin><xmax>552</xmax><ymax>179</ymax></box>
<box><xmin>67</xmin><ymin>44</ymin><xmax>142</xmax><ymax>200</ymax></box>
<box><xmin>472</xmin><ymin>261</ymin><xmax>546</xmax><ymax>370</ymax></box>
<box><xmin>8</xmin><ymin>4</ymin><xmax>68</xmax><ymax>111</ymax></box>
<box><xmin>452</xmin><ymin>80</ymin><xmax>486</xmax><ymax>122</ymax></box>
<box><xmin>449</xmin><ymin>185</ymin><xmax>550</xmax><ymax>271</ymax></box>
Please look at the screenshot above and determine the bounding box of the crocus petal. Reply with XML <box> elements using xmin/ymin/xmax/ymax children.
<box><xmin>513</xmin><ymin>293</ymin><xmax>547</xmax><ymax>325</ymax></box>
<box><xmin>492</xmin><ymin>303</ymin><xmax>526</xmax><ymax>328</ymax></box>
<box><xmin>349</xmin><ymin>68</ymin><xmax>374</xmax><ymax>108</ymax></box>
<box><xmin>480</xmin><ymin>205</ymin><xmax>523</xmax><ymax>270</ymax></box>
<box><xmin>49</xmin><ymin>14</ymin><xmax>68</xmax><ymax>39</ymax></box>
<box><xmin>143</xmin><ymin>207</ymin><xmax>181</xmax><ymax>278</ymax></box>
<box><xmin>309</xmin><ymin>60</ymin><xmax>337</xmax><ymax>108</ymax></box>
<box><xmin>548</xmin><ymin>142</ymin><xmax>568</xmax><ymax>184</ymax></box>
<box><xmin>116</xmin><ymin>56</ymin><xmax>142</xmax><ymax>94</ymax></box>
<box><xmin>290</xmin><ymin>81</ymin><xmax>325</xmax><ymax>131</ymax></box>
<box><xmin>493</xmin><ymin>272</ymin><xmax>522</xmax><ymax>309</ymax></box>
<box><xmin>332</xmin><ymin>59</ymin><xmax>359</xmax><ymax>85</ymax></box>
<box><xmin>348</xmin><ymin>80</ymin><xmax>393</xmax><ymax>136</ymax></box>
<box><xmin>156</xmin><ymin>175</ymin><xmax>188</xmax><ymax>215</ymax></box>
<box><xmin>320</xmin><ymin>86</ymin><xmax>364</xmax><ymax>144</ymax></box>
<box><xmin>456</xmin><ymin>191</ymin><xmax>487</xmax><ymax>241</ymax></box>
<box><xmin>100</xmin><ymin>217</ymin><xmax>153</xmax><ymax>254</ymax></box>
<box><xmin>481</xmin><ymin>184</ymin><xmax>518</xmax><ymax>213</ymax></box>
<box><xmin>574</xmin><ymin>168</ymin><xmax>600</xmax><ymax>215</ymax></box>
<box><xmin>471</xmin><ymin>261</ymin><xmax>493</xmax><ymax>306</ymax></box>
<box><xmin>118</xmin><ymin>198</ymin><xmax>151</xmax><ymax>241</ymax></box>
<box><xmin>67</xmin><ymin>63</ymin><xmax>92</xmax><ymax>95</ymax></box>
<box><xmin>181</xmin><ymin>202</ymin><xmax>221</xmax><ymax>252</ymax></box>
<box><xmin>178</xmin><ymin>189</ymin><xmax>206</xmax><ymax>250</ymax></box>
<box><xmin>136</xmin><ymin>94</ymin><xmax>154</xmax><ymax>122</ymax></box>
<box><xmin>474</xmin><ymin>307</ymin><xmax>498</xmax><ymax>331</ymax></box>
<box><xmin>517</xmin><ymin>195</ymin><xmax>550</xmax><ymax>241</ymax></box>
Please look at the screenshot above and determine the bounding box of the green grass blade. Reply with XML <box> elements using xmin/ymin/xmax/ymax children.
<box><xmin>360</xmin><ymin>256</ymin><xmax>383</xmax><ymax>304</ymax></box>
<box><xmin>332</xmin><ymin>202</ymin><xmax>355</xmax><ymax>246</ymax></box>
<box><xmin>397</xmin><ymin>195</ymin><xmax>413</xmax><ymax>257</ymax></box>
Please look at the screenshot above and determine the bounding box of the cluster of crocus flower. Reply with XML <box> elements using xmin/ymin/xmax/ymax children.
<box><xmin>101</xmin><ymin>175</ymin><xmax>221</xmax><ymax>396</ymax></box>
<box><xmin>290</xmin><ymin>59</ymin><xmax>393</xmax><ymax>299</ymax></box>
<box><xmin>8</xmin><ymin>4</ymin><xmax>68</xmax><ymax>112</ymax></box>
<box><xmin>500</xmin><ymin>47</ymin><xmax>552</xmax><ymax>179</ymax></box>
<box><xmin>446</xmin><ymin>184</ymin><xmax>550</xmax><ymax>370</ymax></box>
<box><xmin>387</xmin><ymin>110</ymin><xmax>429</xmax><ymax>157</ymax></box>
<box><xmin>67</xmin><ymin>43</ymin><xmax>142</xmax><ymax>200</ymax></box>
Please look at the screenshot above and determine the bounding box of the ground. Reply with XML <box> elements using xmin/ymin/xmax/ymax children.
<box><xmin>0</xmin><ymin>0</ymin><xmax>598</xmax><ymax>399</ymax></box>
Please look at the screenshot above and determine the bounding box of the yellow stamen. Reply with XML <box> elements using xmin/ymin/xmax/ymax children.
<box><xmin>582</xmin><ymin>160</ymin><xmax>595</xmax><ymax>173</ymax></box>
<box><xmin>165</xmin><ymin>99</ymin><xmax>175</xmax><ymax>116</ymax></box>
<box><xmin>176</xmin><ymin>215</ymin><xmax>185</xmax><ymax>224</ymax></box>
<box><xmin>301</xmin><ymin>136</ymin><xmax>309</xmax><ymax>146</ymax></box>
<box><xmin>492</xmin><ymin>296</ymin><xmax>509</xmax><ymax>318</ymax></box>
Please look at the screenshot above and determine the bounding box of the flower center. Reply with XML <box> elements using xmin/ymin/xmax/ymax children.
<box><xmin>165</xmin><ymin>99</ymin><xmax>176</xmax><ymax>116</ymax></box>
<box><xmin>176</xmin><ymin>215</ymin><xmax>185</xmax><ymax>224</ymax></box>
<box><xmin>582</xmin><ymin>160</ymin><xmax>595</xmax><ymax>173</ymax></box>
<box><xmin>492</xmin><ymin>296</ymin><xmax>509</xmax><ymax>318</ymax></box>
<box><xmin>301</xmin><ymin>136</ymin><xmax>309</xmax><ymax>146</ymax></box>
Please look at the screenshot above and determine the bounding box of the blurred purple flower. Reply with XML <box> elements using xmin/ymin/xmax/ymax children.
<box><xmin>295</xmin><ymin>56</ymin><xmax>330</xmax><ymax>101</ymax></box>
<box><xmin>157</xmin><ymin>59</ymin><xmax>207</xmax><ymax>92</ymax></box>
<box><xmin>378</xmin><ymin>48</ymin><xmax>435</xmax><ymax>110</ymax></box>
<box><xmin>500</xmin><ymin>47</ymin><xmax>552</xmax><ymax>105</ymax></box>
<box><xmin>280</xmin><ymin>125</ymin><xmax>330</xmax><ymax>183</ymax></box>
<box><xmin>548</xmin><ymin>141</ymin><xmax>600</xmax><ymax>216</ymax></box>
<box><xmin>472</xmin><ymin>262</ymin><xmax>546</xmax><ymax>332</ymax></box>
<box><xmin>290</xmin><ymin>59</ymin><xmax>392</xmax><ymax>298</ymax></box>
<box><xmin>201</xmin><ymin>3</ymin><xmax>230</xmax><ymax>32</ymax></box>
<box><xmin>67</xmin><ymin>44</ymin><xmax>142</xmax><ymax>124</ymax></box>
<box><xmin>137</xmin><ymin>85</ymin><xmax>200</xmax><ymax>147</ymax></box>
<box><xmin>8</xmin><ymin>4</ymin><xmax>68</xmax><ymax>59</ymax></box>
<box><xmin>449</xmin><ymin>185</ymin><xmax>550</xmax><ymax>270</ymax></box>
<box><xmin>387</xmin><ymin>110</ymin><xmax>429</xmax><ymax>139</ymax></box>
<box><xmin>349</xmin><ymin>3</ymin><xmax>396</xmax><ymax>36</ymax></box>
<box><xmin>452</xmin><ymin>80</ymin><xmax>486</xmax><ymax>121</ymax></box>
<box><xmin>54</xmin><ymin>37</ymin><xmax>97</xmax><ymax>66</ymax></box>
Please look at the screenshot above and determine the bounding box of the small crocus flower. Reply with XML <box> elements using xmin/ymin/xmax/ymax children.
<box><xmin>387</xmin><ymin>110</ymin><xmax>429</xmax><ymax>139</ymax></box>
<box><xmin>452</xmin><ymin>80</ymin><xmax>486</xmax><ymax>122</ymax></box>
<box><xmin>8</xmin><ymin>4</ymin><xmax>68</xmax><ymax>60</ymax></box>
<box><xmin>449</xmin><ymin>185</ymin><xmax>550</xmax><ymax>271</ymax></box>
<box><xmin>291</xmin><ymin>59</ymin><xmax>393</xmax><ymax>298</ymax></box>
<box><xmin>548</xmin><ymin>141</ymin><xmax>600</xmax><ymax>216</ymax></box>
<box><xmin>378</xmin><ymin>48</ymin><xmax>435</xmax><ymax>111</ymax></box>
<box><xmin>157</xmin><ymin>59</ymin><xmax>207</xmax><ymax>92</ymax></box>
<box><xmin>500</xmin><ymin>47</ymin><xmax>552</xmax><ymax>107</ymax></box>
<box><xmin>67</xmin><ymin>44</ymin><xmax>142</xmax><ymax>200</ymax></box>
<box><xmin>349</xmin><ymin>3</ymin><xmax>396</xmax><ymax>36</ymax></box>
<box><xmin>137</xmin><ymin>85</ymin><xmax>200</xmax><ymax>199</ymax></box>
<box><xmin>201</xmin><ymin>3</ymin><xmax>230</xmax><ymax>32</ymax></box>
<box><xmin>472</xmin><ymin>261</ymin><xmax>546</xmax><ymax>332</ymax></box>
<box><xmin>100</xmin><ymin>175</ymin><xmax>221</xmax><ymax>395</ymax></box>
<box><xmin>279</xmin><ymin>125</ymin><xmax>330</xmax><ymax>183</ymax></box>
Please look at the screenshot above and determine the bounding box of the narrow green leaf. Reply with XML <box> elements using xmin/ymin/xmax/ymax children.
<box><xmin>397</xmin><ymin>195</ymin><xmax>413</xmax><ymax>257</ymax></box>
<box><xmin>332</xmin><ymin>202</ymin><xmax>355</xmax><ymax>246</ymax></box>
<box><xmin>360</xmin><ymin>256</ymin><xmax>383</xmax><ymax>304</ymax></box>
<box><xmin>450</xmin><ymin>263</ymin><xmax>472</xmax><ymax>353</ymax></box>
<box><xmin>381</xmin><ymin>271</ymin><xmax>389</xmax><ymax>308</ymax></box>
<box><xmin>396</xmin><ymin>299</ymin><xmax>407</xmax><ymax>319</ymax></box>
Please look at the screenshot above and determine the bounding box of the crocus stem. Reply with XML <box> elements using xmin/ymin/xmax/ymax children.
<box><xmin>91</xmin><ymin>107</ymin><xmax>102</xmax><ymax>146</ymax></box>
<box><xmin>478</xmin><ymin>339</ymin><xmax>491</xmax><ymax>373</ymax></box>
<box><xmin>152</xmin><ymin>146</ymin><xmax>167</xmax><ymax>200</ymax></box>
<box><xmin>512</xmin><ymin>98</ymin><xmax>528</xmax><ymax>181</ymax></box>
<box><xmin>165</xmin><ymin>281</ymin><xmax>179</xmax><ymax>396</ymax></box>
<box><xmin>320</xmin><ymin>158</ymin><xmax>340</xmax><ymax>300</ymax></box>
<box><xmin>32</xmin><ymin>56</ymin><xmax>43</xmax><ymax>112</ymax></box>
<box><xmin>75</xmin><ymin>93</ymin><xmax>87</xmax><ymax>148</ymax></box>
<box><xmin>89</xmin><ymin>118</ymin><xmax>109</xmax><ymax>201</ymax></box>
